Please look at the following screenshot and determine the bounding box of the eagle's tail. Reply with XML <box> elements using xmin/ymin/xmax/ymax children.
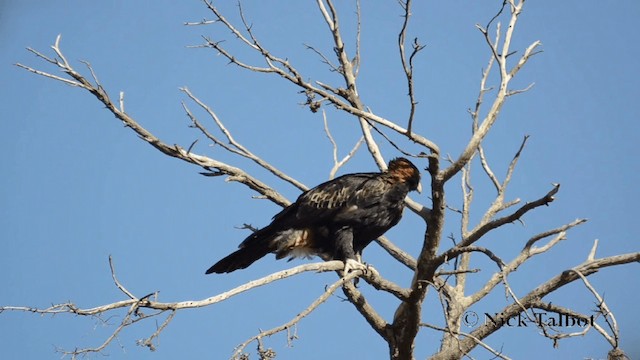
<box><xmin>205</xmin><ymin>243</ymin><xmax>271</xmax><ymax>274</ymax></box>
<box><xmin>205</xmin><ymin>224</ymin><xmax>283</xmax><ymax>274</ymax></box>
<box><xmin>206</xmin><ymin>225</ymin><xmax>318</xmax><ymax>274</ymax></box>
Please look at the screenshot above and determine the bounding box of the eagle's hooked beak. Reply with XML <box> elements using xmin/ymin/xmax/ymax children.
<box><xmin>416</xmin><ymin>181</ymin><xmax>423</xmax><ymax>194</ymax></box>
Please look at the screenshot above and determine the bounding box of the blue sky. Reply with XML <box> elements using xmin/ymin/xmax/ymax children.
<box><xmin>1</xmin><ymin>1</ymin><xmax>638</xmax><ymax>359</ymax></box>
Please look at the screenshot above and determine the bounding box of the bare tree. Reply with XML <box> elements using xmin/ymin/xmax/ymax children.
<box><xmin>3</xmin><ymin>1</ymin><xmax>638</xmax><ymax>359</ymax></box>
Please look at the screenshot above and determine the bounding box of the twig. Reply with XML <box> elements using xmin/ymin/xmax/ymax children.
<box><xmin>60</xmin><ymin>303</ymin><xmax>138</xmax><ymax>358</ymax></box>
<box><xmin>397</xmin><ymin>0</ymin><xmax>425</xmax><ymax>135</ymax></box>
<box><xmin>461</xmin><ymin>184</ymin><xmax>561</xmax><ymax>248</ymax></box>
<box><xmin>109</xmin><ymin>255</ymin><xmax>135</xmax><ymax>300</ymax></box>
<box><xmin>477</xmin><ymin>135</ymin><xmax>529</xmax><ymax>226</ymax></box>
<box><xmin>467</xmin><ymin>218</ymin><xmax>587</xmax><ymax>305</ymax></box>
<box><xmin>304</xmin><ymin>43</ymin><xmax>340</xmax><ymax>72</ymax></box>
<box><xmin>420</xmin><ymin>322</ymin><xmax>511</xmax><ymax>360</ymax></box>
<box><xmin>233</xmin><ymin>270</ymin><xmax>362</xmax><ymax>357</ymax></box>
<box><xmin>181</xmin><ymin>87</ymin><xmax>308</xmax><ymax>191</ymax></box>
<box><xmin>137</xmin><ymin>311</ymin><xmax>176</xmax><ymax>351</ymax></box>
<box><xmin>572</xmin><ymin>269</ymin><xmax>619</xmax><ymax>348</ymax></box>
<box><xmin>322</xmin><ymin>110</ymin><xmax>364</xmax><ymax>179</ymax></box>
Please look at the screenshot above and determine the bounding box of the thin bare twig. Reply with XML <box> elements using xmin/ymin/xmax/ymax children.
<box><xmin>137</xmin><ymin>311</ymin><xmax>176</xmax><ymax>351</ymax></box>
<box><xmin>109</xmin><ymin>255</ymin><xmax>135</xmax><ymax>300</ymax></box>
<box><xmin>59</xmin><ymin>303</ymin><xmax>138</xmax><ymax>359</ymax></box>
<box><xmin>398</xmin><ymin>0</ymin><xmax>425</xmax><ymax>135</ymax></box>
<box><xmin>573</xmin><ymin>269</ymin><xmax>620</xmax><ymax>348</ymax></box>
<box><xmin>181</xmin><ymin>87</ymin><xmax>308</xmax><ymax>191</ymax></box>
<box><xmin>234</xmin><ymin>270</ymin><xmax>362</xmax><ymax>357</ymax></box>
<box><xmin>477</xmin><ymin>135</ymin><xmax>529</xmax><ymax>226</ymax></box>
<box><xmin>467</xmin><ymin>219</ymin><xmax>586</xmax><ymax>305</ymax></box>
<box><xmin>420</xmin><ymin>322</ymin><xmax>512</xmax><ymax>360</ymax></box>
<box><xmin>322</xmin><ymin>110</ymin><xmax>364</xmax><ymax>179</ymax></box>
<box><xmin>461</xmin><ymin>184</ymin><xmax>561</xmax><ymax>248</ymax></box>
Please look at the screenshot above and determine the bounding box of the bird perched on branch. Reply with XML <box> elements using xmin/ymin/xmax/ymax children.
<box><xmin>206</xmin><ymin>157</ymin><xmax>421</xmax><ymax>275</ymax></box>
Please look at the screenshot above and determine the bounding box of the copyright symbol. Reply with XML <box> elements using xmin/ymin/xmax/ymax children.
<box><xmin>462</xmin><ymin>311</ymin><xmax>478</xmax><ymax>327</ymax></box>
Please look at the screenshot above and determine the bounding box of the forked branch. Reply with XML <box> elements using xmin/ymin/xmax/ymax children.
<box><xmin>17</xmin><ymin>35</ymin><xmax>291</xmax><ymax>206</ymax></box>
<box><xmin>1</xmin><ymin>258</ymin><xmax>380</xmax><ymax>358</ymax></box>
<box><xmin>442</xmin><ymin>0</ymin><xmax>541</xmax><ymax>182</ymax></box>
<box><xmin>437</xmin><ymin>252</ymin><xmax>640</xmax><ymax>359</ymax></box>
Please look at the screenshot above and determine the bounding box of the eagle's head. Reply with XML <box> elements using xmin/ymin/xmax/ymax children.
<box><xmin>388</xmin><ymin>157</ymin><xmax>422</xmax><ymax>193</ymax></box>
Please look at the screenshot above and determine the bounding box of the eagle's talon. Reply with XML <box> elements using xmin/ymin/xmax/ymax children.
<box><xmin>365</xmin><ymin>263</ymin><xmax>379</xmax><ymax>277</ymax></box>
<box><xmin>344</xmin><ymin>258</ymin><xmax>368</xmax><ymax>275</ymax></box>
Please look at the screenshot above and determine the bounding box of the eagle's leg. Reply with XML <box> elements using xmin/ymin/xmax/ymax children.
<box><xmin>334</xmin><ymin>227</ymin><xmax>367</xmax><ymax>275</ymax></box>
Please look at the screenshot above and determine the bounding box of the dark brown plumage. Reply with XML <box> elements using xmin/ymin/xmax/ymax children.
<box><xmin>205</xmin><ymin>157</ymin><xmax>421</xmax><ymax>274</ymax></box>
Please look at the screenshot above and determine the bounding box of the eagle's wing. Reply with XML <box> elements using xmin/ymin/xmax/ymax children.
<box><xmin>292</xmin><ymin>172</ymin><xmax>386</xmax><ymax>223</ymax></box>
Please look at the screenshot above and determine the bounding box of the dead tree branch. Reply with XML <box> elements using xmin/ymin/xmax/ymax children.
<box><xmin>17</xmin><ymin>35</ymin><xmax>291</xmax><ymax>207</ymax></box>
<box><xmin>442</xmin><ymin>0</ymin><xmax>541</xmax><ymax>183</ymax></box>
<box><xmin>1</xmin><ymin>259</ymin><xmax>383</xmax><ymax>357</ymax></box>
<box><xmin>431</xmin><ymin>252</ymin><xmax>640</xmax><ymax>359</ymax></box>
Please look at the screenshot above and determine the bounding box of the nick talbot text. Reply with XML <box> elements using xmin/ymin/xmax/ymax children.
<box><xmin>484</xmin><ymin>312</ymin><xmax>595</xmax><ymax>328</ymax></box>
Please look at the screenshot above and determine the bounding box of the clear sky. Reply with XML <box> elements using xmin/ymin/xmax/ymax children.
<box><xmin>1</xmin><ymin>1</ymin><xmax>638</xmax><ymax>359</ymax></box>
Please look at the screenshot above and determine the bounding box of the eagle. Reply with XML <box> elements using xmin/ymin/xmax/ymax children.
<box><xmin>205</xmin><ymin>157</ymin><xmax>421</xmax><ymax>274</ymax></box>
